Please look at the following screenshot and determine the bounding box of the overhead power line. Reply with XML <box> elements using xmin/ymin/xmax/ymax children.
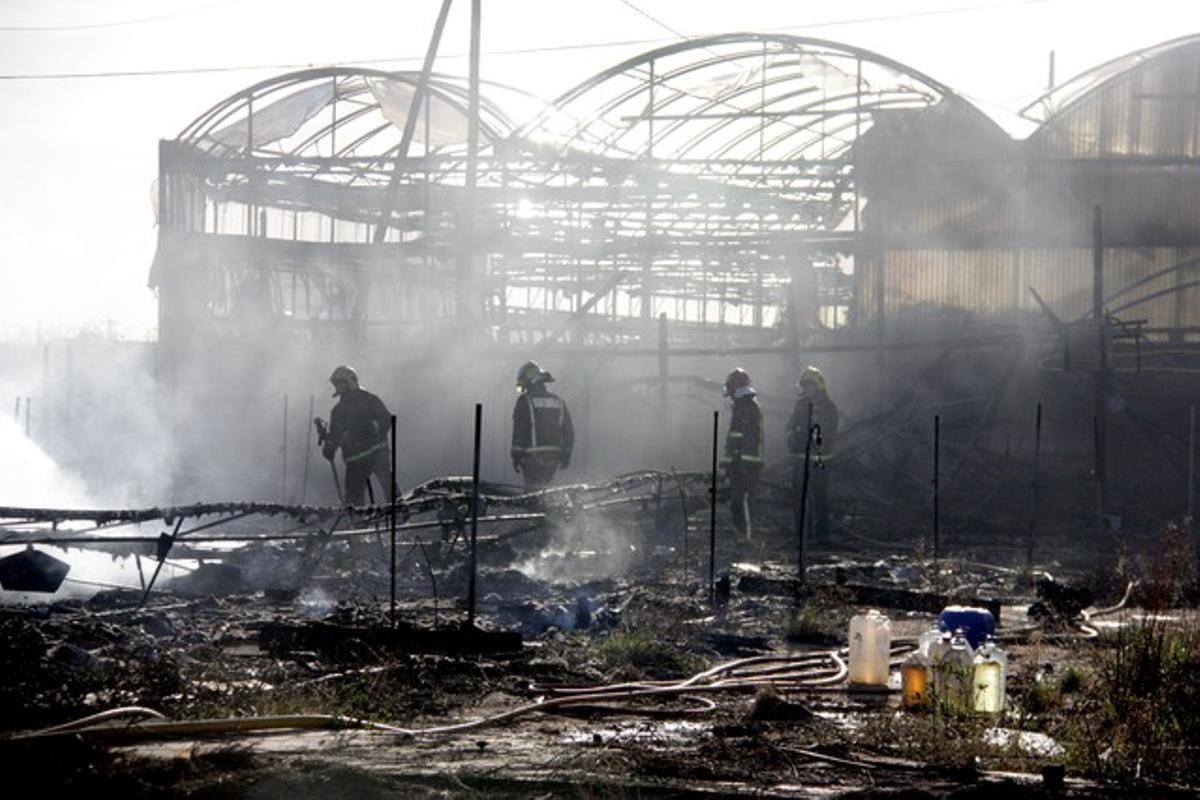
<box><xmin>0</xmin><ymin>1</ymin><xmax>241</xmax><ymax>32</ymax></box>
<box><xmin>0</xmin><ymin>0</ymin><xmax>1053</xmax><ymax>81</ymax></box>
<box><xmin>615</xmin><ymin>0</ymin><xmax>689</xmax><ymax>40</ymax></box>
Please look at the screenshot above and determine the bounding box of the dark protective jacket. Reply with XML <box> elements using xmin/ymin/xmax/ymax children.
<box><xmin>511</xmin><ymin>387</ymin><xmax>574</xmax><ymax>464</ymax></box>
<box><xmin>724</xmin><ymin>390</ymin><xmax>764</xmax><ymax>468</ymax></box>
<box><xmin>323</xmin><ymin>387</ymin><xmax>392</xmax><ymax>464</ymax></box>
<box><xmin>786</xmin><ymin>390</ymin><xmax>839</xmax><ymax>457</ymax></box>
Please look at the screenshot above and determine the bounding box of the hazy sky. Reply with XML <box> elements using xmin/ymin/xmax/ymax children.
<box><xmin>1</xmin><ymin>0</ymin><xmax>1196</xmax><ymax>340</ymax></box>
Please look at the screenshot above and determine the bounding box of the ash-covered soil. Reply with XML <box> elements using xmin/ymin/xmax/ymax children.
<box><xmin>2</xmin><ymin>530</ymin><xmax>1178</xmax><ymax>799</ymax></box>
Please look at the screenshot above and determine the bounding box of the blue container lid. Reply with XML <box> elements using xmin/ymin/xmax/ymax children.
<box><xmin>937</xmin><ymin>605</ymin><xmax>996</xmax><ymax>650</ymax></box>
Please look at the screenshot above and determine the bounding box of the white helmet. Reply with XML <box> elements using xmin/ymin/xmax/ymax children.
<box><xmin>329</xmin><ymin>364</ymin><xmax>359</xmax><ymax>396</ymax></box>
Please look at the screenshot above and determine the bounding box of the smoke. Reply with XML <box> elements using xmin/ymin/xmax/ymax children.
<box><xmin>514</xmin><ymin>512</ymin><xmax>639</xmax><ymax>584</ymax></box>
<box><xmin>0</xmin><ymin>392</ymin><xmax>188</xmax><ymax>604</ymax></box>
<box><xmin>0</xmin><ymin>414</ymin><xmax>94</xmax><ymax>508</ymax></box>
<box><xmin>297</xmin><ymin>585</ymin><xmax>335</xmax><ymax>618</ymax></box>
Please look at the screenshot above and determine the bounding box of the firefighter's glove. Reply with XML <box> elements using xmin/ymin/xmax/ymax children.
<box><xmin>322</xmin><ymin>443</ymin><xmax>337</xmax><ymax>461</ymax></box>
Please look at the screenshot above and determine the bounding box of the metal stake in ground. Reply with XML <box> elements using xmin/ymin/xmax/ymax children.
<box><xmin>281</xmin><ymin>394</ymin><xmax>289</xmax><ymax>502</ymax></box>
<box><xmin>671</xmin><ymin>467</ymin><xmax>688</xmax><ymax>588</ymax></box>
<box><xmin>709</xmin><ymin>409</ymin><xmax>718</xmax><ymax>607</ymax></box>
<box><xmin>795</xmin><ymin>403</ymin><xmax>814</xmax><ymax>602</ymax></box>
<box><xmin>932</xmin><ymin>414</ymin><xmax>940</xmax><ymax>588</ymax></box>
<box><xmin>390</xmin><ymin>414</ymin><xmax>398</xmax><ymax>629</ymax></box>
<box><xmin>468</xmin><ymin>403</ymin><xmax>482</xmax><ymax>629</ymax></box>
<box><xmin>1028</xmin><ymin>402</ymin><xmax>1043</xmax><ymax>577</ymax></box>
<box><xmin>301</xmin><ymin>395</ymin><xmax>314</xmax><ymax>504</ymax></box>
<box><xmin>1189</xmin><ymin>404</ymin><xmax>1196</xmax><ymax>523</ymax></box>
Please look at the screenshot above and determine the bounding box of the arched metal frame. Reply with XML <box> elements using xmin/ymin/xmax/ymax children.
<box><xmin>155</xmin><ymin>35</ymin><xmax>985</xmax><ymax>346</ymax></box>
<box><xmin>496</xmin><ymin>34</ymin><xmax>980</xmax><ymax>339</ymax></box>
<box><xmin>1022</xmin><ymin>34</ymin><xmax>1200</xmax><ymax>158</ymax></box>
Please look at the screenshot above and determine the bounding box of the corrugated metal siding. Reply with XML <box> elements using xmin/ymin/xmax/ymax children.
<box><xmin>856</xmin><ymin>247</ymin><xmax>1200</xmax><ymax>327</ymax></box>
<box><xmin>1031</xmin><ymin>47</ymin><xmax>1200</xmax><ymax>158</ymax></box>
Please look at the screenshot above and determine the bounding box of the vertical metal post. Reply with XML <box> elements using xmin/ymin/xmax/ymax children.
<box><xmin>796</xmin><ymin>403</ymin><xmax>814</xmax><ymax>598</ymax></box>
<box><xmin>1048</xmin><ymin>50</ymin><xmax>1056</xmax><ymax>90</ymax></box>
<box><xmin>281</xmin><ymin>394</ymin><xmax>289</xmax><ymax>502</ymax></box>
<box><xmin>301</xmin><ymin>394</ymin><xmax>315</xmax><ymax>504</ymax></box>
<box><xmin>1093</xmin><ymin>416</ymin><xmax>1105</xmax><ymax>532</ymax></box>
<box><xmin>1093</xmin><ymin>205</ymin><xmax>1109</xmax><ymax>523</ymax></box>
<box><xmin>12</xmin><ymin>397</ymin><xmax>18</xmax><ymax>423</ymax></box>
<box><xmin>460</xmin><ymin>0</ymin><xmax>482</xmax><ymax>326</ymax></box>
<box><xmin>1188</xmin><ymin>404</ymin><xmax>1196</xmax><ymax>524</ymax></box>
<box><xmin>468</xmin><ymin>403</ymin><xmax>482</xmax><ymax>628</ymax></box>
<box><xmin>390</xmin><ymin>414</ymin><xmax>398</xmax><ymax>629</ymax></box>
<box><xmin>1028</xmin><ymin>402</ymin><xmax>1043</xmax><ymax>576</ymax></box>
<box><xmin>658</xmin><ymin>312</ymin><xmax>669</xmax><ymax>457</ymax></box>
<box><xmin>643</xmin><ymin>59</ymin><xmax>656</xmax><ymax>321</ymax></box>
<box><xmin>709</xmin><ymin>410</ymin><xmax>719</xmax><ymax>607</ymax></box>
<box><xmin>933</xmin><ymin>414</ymin><xmax>940</xmax><ymax>583</ymax></box>
<box><xmin>24</xmin><ymin>397</ymin><xmax>31</xmax><ymax>439</ymax></box>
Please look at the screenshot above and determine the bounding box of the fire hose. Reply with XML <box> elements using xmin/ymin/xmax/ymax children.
<box><xmin>12</xmin><ymin>648</ymin><xmax>857</xmax><ymax>743</ymax></box>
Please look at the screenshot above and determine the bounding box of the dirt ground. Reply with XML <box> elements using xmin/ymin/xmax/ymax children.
<box><xmin>2</xmin><ymin>501</ymin><xmax>1198</xmax><ymax>798</ymax></box>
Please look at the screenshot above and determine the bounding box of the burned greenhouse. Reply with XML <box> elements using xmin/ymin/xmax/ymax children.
<box><xmin>6</xmin><ymin>17</ymin><xmax>1200</xmax><ymax>798</ymax></box>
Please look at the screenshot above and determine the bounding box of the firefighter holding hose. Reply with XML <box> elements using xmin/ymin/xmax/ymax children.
<box><xmin>315</xmin><ymin>365</ymin><xmax>393</xmax><ymax>507</ymax></box>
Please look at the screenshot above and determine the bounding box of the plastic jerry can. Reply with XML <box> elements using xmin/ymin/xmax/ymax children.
<box><xmin>917</xmin><ymin>623</ymin><xmax>942</xmax><ymax>658</ymax></box>
<box><xmin>934</xmin><ymin>629</ymin><xmax>975</xmax><ymax>711</ymax></box>
<box><xmin>973</xmin><ymin>637</ymin><xmax>1007</xmax><ymax>713</ymax></box>
<box><xmin>848</xmin><ymin>609</ymin><xmax>892</xmax><ymax>687</ymax></box>
<box><xmin>901</xmin><ymin>651</ymin><xmax>930</xmax><ymax>709</ymax></box>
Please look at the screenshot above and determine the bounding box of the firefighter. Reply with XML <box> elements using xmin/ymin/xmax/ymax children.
<box><xmin>511</xmin><ymin>361</ymin><xmax>574</xmax><ymax>489</ymax></box>
<box><xmin>319</xmin><ymin>365</ymin><xmax>393</xmax><ymax>507</ymax></box>
<box><xmin>723</xmin><ymin>367</ymin><xmax>764</xmax><ymax>538</ymax></box>
<box><xmin>786</xmin><ymin>365</ymin><xmax>839</xmax><ymax>541</ymax></box>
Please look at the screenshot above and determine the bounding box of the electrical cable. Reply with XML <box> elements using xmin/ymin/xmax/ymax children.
<box><xmin>0</xmin><ymin>2</ymin><xmax>242</xmax><ymax>32</ymax></box>
<box><xmin>0</xmin><ymin>0</ymin><xmax>1054</xmax><ymax>81</ymax></box>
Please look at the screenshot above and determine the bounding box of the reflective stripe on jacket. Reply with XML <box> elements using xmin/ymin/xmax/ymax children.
<box><xmin>512</xmin><ymin>390</ymin><xmax>574</xmax><ymax>460</ymax></box>
<box><xmin>725</xmin><ymin>395</ymin><xmax>764</xmax><ymax>467</ymax></box>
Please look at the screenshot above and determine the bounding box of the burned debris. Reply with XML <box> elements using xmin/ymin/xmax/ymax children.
<box><xmin>5</xmin><ymin>13</ymin><xmax>1200</xmax><ymax>800</ymax></box>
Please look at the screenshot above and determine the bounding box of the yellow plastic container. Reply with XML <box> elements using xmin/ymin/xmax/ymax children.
<box><xmin>901</xmin><ymin>652</ymin><xmax>930</xmax><ymax>709</ymax></box>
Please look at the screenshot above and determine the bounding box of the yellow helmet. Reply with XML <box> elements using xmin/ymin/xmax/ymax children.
<box><xmin>329</xmin><ymin>364</ymin><xmax>359</xmax><ymax>396</ymax></box>
<box><xmin>798</xmin><ymin>365</ymin><xmax>827</xmax><ymax>395</ymax></box>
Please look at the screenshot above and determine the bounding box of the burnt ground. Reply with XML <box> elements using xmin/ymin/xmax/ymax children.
<box><xmin>2</xmin><ymin>503</ymin><xmax>1199</xmax><ymax>798</ymax></box>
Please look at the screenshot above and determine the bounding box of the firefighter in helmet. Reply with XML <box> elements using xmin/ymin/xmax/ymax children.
<box><xmin>723</xmin><ymin>367</ymin><xmax>764</xmax><ymax>538</ymax></box>
<box><xmin>319</xmin><ymin>365</ymin><xmax>394</xmax><ymax>506</ymax></box>
<box><xmin>511</xmin><ymin>361</ymin><xmax>574</xmax><ymax>488</ymax></box>
<box><xmin>786</xmin><ymin>365</ymin><xmax>839</xmax><ymax>540</ymax></box>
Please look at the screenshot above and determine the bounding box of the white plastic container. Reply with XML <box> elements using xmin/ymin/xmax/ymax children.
<box><xmin>848</xmin><ymin>609</ymin><xmax>892</xmax><ymax>687</ymax></box>
<box><xmin>917</xmin><ymin>623</ymin><xmax>942</xmax><ymax>659</ymax></box>
<box><xmin>933</xmin><ymin>629</ymin><xmax>975</xmax><ymax>711</ymax></box>
<box><xmin>973</xmin><ymin>637</ymin><xmax>1007</xmax><ymax>713</ymax></box>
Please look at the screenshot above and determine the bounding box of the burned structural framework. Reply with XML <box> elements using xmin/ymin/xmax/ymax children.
<box><xmin>148</xmin><ymin>33</ymin><xmax>1200</xmax><ymax>531</ymax></box>
<box><xmin>152</xmin><ymin>35</ymin><xmax>964</xmax><ymax>357</ymax></box>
